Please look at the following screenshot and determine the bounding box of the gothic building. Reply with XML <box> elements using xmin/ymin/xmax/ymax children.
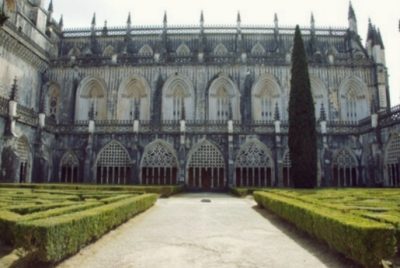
<box><xmin>0</xmin><ymin>0</ymin><xmax>399</xmax><ymax>190</ymax></box>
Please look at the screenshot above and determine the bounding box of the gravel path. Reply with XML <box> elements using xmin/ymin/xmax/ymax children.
<box><xmin>58</xmin><ymin>193</ymin><xmax>355</xmax><ymax>268</ymax></box>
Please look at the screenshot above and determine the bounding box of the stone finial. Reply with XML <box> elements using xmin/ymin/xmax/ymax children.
<box><xmin>59</xmin><ymin>15</ymin><xmax>64</xmax><ymax>29</ymax></box>
<box><xmin>102</xmin><ymin>20</ymin><xmax>108</xmax><ymax>35</ymax></box>
<box><xmin>181</xmin><ymin>99</ymin><xmax>186</xmax><ymax>120</ymax></box>
<box><xmin>127</xmin><ymin>12</ymin><xmax>131</xmax><ymax>25</ymax></box>
<box><xmin>310</xmin><ymin>13</ymin><xmax>315</xmax><ymax>30</ymax></box>
<box><xmin>274</xmin><ymin>102</ymin><xmax>280</xmax><ymax>121</ymax></box>
<box><xmin>48</xmin><ymin>0</ymin><xmax>53</xmax><ymax>12</ymax></box>
<box><xmin>274</xmin><ymin>13</ymin><xmax>278</xmax><ymax>27</ymax></box>
<box><xmin>10</xmin><ymin>77</ymin><xmax>18</xmax><ymax>101</ymax></box>
<box><xmin>163</xmin><ymin>11</ymin><xmax>167</xmax><ymax>27</ymax></box>
<box><xmin>91</xmin><ymin>13</ymin><xmax>96</xmax><ymax>26</ymax></box>
<box><xmin>348</xmin><ymin>1</ymin><xmax>356</xmax><ymax>21</ymax></box>
<box><xmin>319</xmin><ymin>103</ymin><xmax>326</xmax><ymax>121</ymax></box>
<box><xmin>200</xmin><ymin>10</ymin><xmax>204</xmax><ymax>27</ymax></box>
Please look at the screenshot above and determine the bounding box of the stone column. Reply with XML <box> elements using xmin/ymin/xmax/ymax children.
<box><xmin>84</xmin><ymin>120</ymin><xmax>95</xmax><ymax>183</ymax></box>
<box><xmin>227</xmin><ymin>120</ymin><xmax>234</xmax><ymax>187</ymax></box>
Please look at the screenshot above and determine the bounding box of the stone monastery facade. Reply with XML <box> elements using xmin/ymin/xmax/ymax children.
<box><xmin>0</xmin><ymin>0</ymin><xmax>400</xmax><ymax>190</ymax></box>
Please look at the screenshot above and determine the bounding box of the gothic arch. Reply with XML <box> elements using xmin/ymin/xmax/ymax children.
<box><xmin>15</xmin><ymin>136</ymin><xmax>32</xmax><ymax>183</ymax></box>
<box><xmin>208</xmin><ymin>74</ymin><xmax>241</xmax><ymax>121</ymax></box>
<box><xmin>186</xmin><ymin>139</ymin><xmax>226</xmax><ymax>189</ymax></box>
<box><xmin>117</xmin><ymin>75</ymin><xmax>151</xmax><ymax>120</ymax></box>
<box><xmin>176</xmin><ymin>43</ymin><xmax>191</xmax><ymax>56</ymax></box>
<box><xmin>162</xmin><ymin>74</ymin><xmax>195</xmax><ymax>120</ymax></box>
<box><xmin>252</xmin><ymin>74</ymin><xmax>282</xmax><ymax>121</ymax></box>
<box><xmin>138</xmin><ymin>44</ymin><xmax>153</xmax><ymax>56</ymax></box>
<box><xmin>384</xmin><ymin>132</ymin><xmax>400</xmax><ymax>187</ymax></box>
<box><xmin>95</xmin><ymin>141</ymin><xmax>131</xmax><ymax>184</ymax></box>
<box><xmin>251</xmin><ymin>42</ymin><xmax>266</xmax><ymax>56</ymax></box>
<box><xmin>140</xmin><ymin>140</ymin><xmax>179</xmax><ymax>185</ymax></box>
<box><xmin>332</xmin><ymin>148</ymin><xmax>358</xmax><ymax>187</ymax></box>
<box><xmin>339</xmin><ymin>76</ymin><xmax>370</xmax><ymax>121</ymax></box>
<box><xmin>75</xmin><ymin>76</ymin><xmax>107</xmax><ymax>121</ymax></box>
<box><xmin>310</xmin><ymin>75</ymin><xmax>329</xmax><ymax>120</ymax></box>
<box><xmin>59</xmin><ymin>151</ymin><xmax>80</xmax><ymax>183</ymax></box>
<box><xmin>213</xmin><ymin>43</ymin><xmax>229</xmax><ymax>56</ymax></box>
<box><xmin>235</xmin><ymin>139</ymin><xmax>275</xmax><ymax>187</ymax></box>
<box><xmin>46</xmin><ymin>82</ymin><xmax>61</xmax><ymax>121</ymax></box>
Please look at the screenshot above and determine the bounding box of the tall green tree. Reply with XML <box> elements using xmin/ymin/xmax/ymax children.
<box><xmin>288</xmin><ymin>25</ymin><xmax>317</xmax><ymax>188</ymax></box>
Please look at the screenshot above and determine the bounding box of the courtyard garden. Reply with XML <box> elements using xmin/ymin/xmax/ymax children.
<box><xmin>0</xmin><ymin>184</ymin><xmax>181</xmax><ymax>265</ymax></box>
<box><xmin>252</xmin><ymin>188</ymin><xmax>400</xmax><ymax>267</ymax></box>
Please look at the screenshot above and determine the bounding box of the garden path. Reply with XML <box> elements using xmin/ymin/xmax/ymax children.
<box><xmin>58</xmin><ymin>193</ymin><xmax>355</xmax><ymax>268</ymax></box>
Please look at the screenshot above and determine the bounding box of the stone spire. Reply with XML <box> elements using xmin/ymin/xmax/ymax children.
<box><xmin>274</xmin><ymin>13</ymin><xmax>278</xmax><ymax>29</ymax></box>
<box><xmin>377</xmin><ymin>28</ymin><xmax>385</xmax><ymax>49</ymax></box>
<box><xmin>59</xmin><ymin>15</ymin><xmax>64</xmax><ymax>30</ymax></box>
<box><xmin>102</xmin><ymin>20</ymin><xmax>108</xmax><ymax>36</ymax></box>
<box><xmin>127</xmin><ymin>12</ymin><xmax>131</xmax><ymax>27</ymax></box>
<box><xmin>91</xmin><ymin>13</ymin><xmax>96</xmax><ymax>33</ymax></box>
<box><xmin>310</xmin><ymin>13</ymin><xmax>315</xmax><ymax>31</ymax></box>
<box><xmin>163</xmin><ymin>11</ymin><xmax>167</xmax><ymax>29</ymax></box>
<box><xmin>200</xmin><ymin>10</ymin><xmax>204</xmax><ymax>28</ymax></box>
<box><xmin>10</xmin><ymin>77</ymin><xmax>18</xmax><ymax>101</ymax></box>
<box><xmin>236</xmin><ymin>11</ymin><xmax>241</xmax><ymax>30</ymax></box>
<box><xmin>274</xmin><ymin>102</ymin><xmax>280</xmax><ymax>121</ymax></box>
<box><xmin>48</xmin><ymin>0</ymin><xmax>53</xmax><ymax>13</ymax></box>
<box><xmin>348</xmin><ymin>1</ymin><xmax>358</xmax><ymax>33</ymax></box>
<box><xmin>319</xmin><ymin>103</ymin><xmax>326</xmax><ymax>121</ymax></box>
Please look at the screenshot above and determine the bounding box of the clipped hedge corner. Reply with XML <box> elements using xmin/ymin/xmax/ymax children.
<box><xmin>15</xmin><ymin>194</ymin><xmax>157</xmax><ymax>263</ymax></box>
<box><xmin>254</xmin><ymin>191</ymin><xmax>397</xmax><ymax>267</ymax></box>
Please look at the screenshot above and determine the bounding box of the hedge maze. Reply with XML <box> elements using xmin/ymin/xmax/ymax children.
<box><xmin>0</xmin><ymin>186</ymin><xmax>158</xmax><ymax>263</ymax></box>
<box><xmin>254</xmin><ymin>189</ymin><xmax>400</xmax><ymax>267</ymax></box>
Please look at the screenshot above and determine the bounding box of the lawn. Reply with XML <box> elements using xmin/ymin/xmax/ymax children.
<box><xmin>253</xmin><ymin>189</ymin><xmax>400</xmax><ymax>267</ymax></box>
<box><xmin>0</xmin><ymin>185</ymin><xmax>159</xmax><ymax>264</ymax></box>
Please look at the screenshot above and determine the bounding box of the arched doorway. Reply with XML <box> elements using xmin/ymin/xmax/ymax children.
<box><xmin>332</xmin><ymin>149</ymin><xmax>358</xmax><ymax>187</ymax></box>
<box><xmin>235</xmin><ymin>140</ymin><xmax>274</xmax><ymax>187</ymax></box>
<box><xmin>187</xmin><ymin>140</ymin><xmax>225</xmax><ymax>190</ymax></box>
<box><xmin>384</xmin><ymin>133</ymin><xmax>400</xmax><ymax>187</ymax></box>
<box><xmin>140</xmin><ymin>140</ymin><xmax>179</xmax><ymax>185</ymax></box>
<box><xmin>95</xmin><ymin>141</ymin><xmax>131</xmax><ymax>184</ymax></box>
<box><xmin>60</xmin><ymin>151</ymin><xmax>80</xmax><ymax>183</ymax></box>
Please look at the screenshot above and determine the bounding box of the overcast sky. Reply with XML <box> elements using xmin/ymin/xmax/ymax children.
<box><xmin>46</xmin><ymin>0</ymin><xmax>399</xmax><ymax>106</ymax></box>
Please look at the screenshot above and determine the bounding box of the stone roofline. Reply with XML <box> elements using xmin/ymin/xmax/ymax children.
<box><xmin>62</xmin><ymin>24</ymin><xmax>349</xmax><ymax>38</ymax></box>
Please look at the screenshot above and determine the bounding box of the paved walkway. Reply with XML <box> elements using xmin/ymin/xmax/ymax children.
<box><xmin>58</xmin><ymin>194</ymin><xmax>354</xmax><ymax>268</ymax></box>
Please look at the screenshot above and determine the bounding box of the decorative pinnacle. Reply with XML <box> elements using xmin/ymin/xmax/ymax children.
<box><xmin>237</xmin><ymin>11</ymin><xmax>241</xmax><ymax>23</ymax></box>
<box><xmin>163</xmin><ymin>11</ymin><xmax>167</xmax><ymax>25</ymax></box>
<box><xmin>274</xmin><ymin>13</ymin><xmax>278</xmax><ymax>24</ymax></box>
<box><xmin>48</xmin><ymin>0</ymin><xmax>53</xmax><ymax>12</ymax></box>
<box><xmin>127</xmin><ymin>12</ymin><xmax>131</xmax><ymax>25</ymax></box>
<box><xmin>10</xmin><ymin>77</ymin><xmax>18</xmax><ymax>101</ymax></box>
<box><xmin>59</xmin><ymin>15</ymin><xmax>64</xmax><ymax>28</ymax></box>
<box><xmin>319</xmin><ymin>103</ymin><xmax>326</xmax><ymax>121</ymax></box>
<box><xmin>348</xmin><ymin>1</ymin><xmax>357</xmax><ymax>21</ymax></box>
<box><xmin>200</xmin><ymin>10</ymin><xmax>204</xmax><ymax>24</ymax></box>
<box><xmin>311</xmin><ymin>12</ymin><xmax>315</xmax><ymax>25</ymax></box>
<box><xmin>91</xmin><ymin>13</ymin><xmax>96</xmax><ymax>26</ymax></box>
<box><xmin>274</xmin><ymin>102</ymin><xmax>280</xmax><ymax>121</ymax></box>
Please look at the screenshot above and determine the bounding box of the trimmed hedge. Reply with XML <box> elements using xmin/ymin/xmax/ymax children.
<box><xmin>254</xmin><ymin>191</ymin><xmax>397</xmax><ymax>267</ymax></box>
<box><xmin>0</xmin><ymin>183</ymin><xmax>184</xmax><ymax>197</ymax></box>
<box><xmin>15</xmin><ymin>193</ymin><xmax>157</xmax><ymax>263</ymax></box>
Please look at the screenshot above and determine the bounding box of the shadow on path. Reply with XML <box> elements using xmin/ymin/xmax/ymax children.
<box><xmin>252</xmin><ymin>205</ymin><xmax>361</xmax><ymax>268</ymax></box>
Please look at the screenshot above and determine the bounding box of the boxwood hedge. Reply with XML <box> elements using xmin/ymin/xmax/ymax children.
<box><xmin>15</xmin><ymin>193</ymin><xmax>157</xmax><ymax>263</ymax></box>
<box><xmin>254</xmin><ymin>191</ymin><xmax>397</xmax><ymax>267</ymax></box>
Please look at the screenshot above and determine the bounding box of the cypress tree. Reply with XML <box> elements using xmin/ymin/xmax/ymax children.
<box><xmin>288</xmin><ymin>25</ymin><xmax>317</xmax><ymax>188</ymax></box>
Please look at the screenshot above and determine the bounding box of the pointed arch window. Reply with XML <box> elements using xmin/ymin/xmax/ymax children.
<box><xmin>332</xmin><ymin>149</ymin><xmax>358</xmax><ymax>187</ymax></box>
<box><xmin>96</xmin><ymin>142</ymin><xmax>131</xmax><ymax>185</ymax></box>
<box><xmin>216</xmin><ymin>86</ymin><xmax>230</xmax><ymax>121</ymax></box>
<box><xmin>385</xmin><ymin>134</ymin><xmax>400</xmax><ymax>187</ymax></box>
<box><xmin>60</xmin><ymin>152</ymin><xmax>80</xmax><ymax>183</ymax></box>
<box><xmin>47</xmin><ymin>84</ymin><xmax>60</xmax><ymax>120</ymax></box>
<box><xmin>235</xmin><ymin>141</ymin><xmax>273</xmax><ymax>187</ymax></box>
<box><xmin>172</xmin><ymin>84</ymin><xmax>186</xmax><ymax>120</ymax></box>
<box><xmin>176</xmin><ymin>43</ymin><xmax>191</xmax><ymax>57</ymax></box>
<box><xmin>345</xmin><ymin>88</ymin><xmax>358</xmax><ymax>121</ymax></box>
<box><xmin>141</xmin><ymin>141</ymin><xmax>179</xmax><ymax>185</ymax></box>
